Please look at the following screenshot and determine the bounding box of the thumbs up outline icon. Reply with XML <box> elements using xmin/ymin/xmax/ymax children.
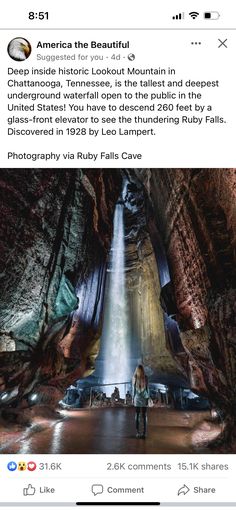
<box><xmin>23</xmin><ymin>484</ymin><xmax>36</xmax><ymax>496</ymax></box>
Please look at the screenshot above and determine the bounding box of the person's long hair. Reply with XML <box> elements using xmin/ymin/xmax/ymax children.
<box><xmin>133</xmin><ymin>364</ymin><xmax>146</xmax><ymax>390</ymax></box>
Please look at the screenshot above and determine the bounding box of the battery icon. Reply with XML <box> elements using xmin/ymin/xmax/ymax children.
<box><xmin>204</xmin><ymin>11</ymin><xmax>220</xmax><ymax>19</ymax></box>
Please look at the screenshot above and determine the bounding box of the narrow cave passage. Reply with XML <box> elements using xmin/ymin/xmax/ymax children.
<box><xmin>0</xmin><ymin>168</ymin><xmax>235</xmax><ymax>454</ymax></box>
<box><xmin>75</xmin><ymin>176</ymin><xmax>187</xmax><ymax>398</ymax></box>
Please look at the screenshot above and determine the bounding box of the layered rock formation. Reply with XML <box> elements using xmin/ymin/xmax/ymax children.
<box><xmin>0</xmin><ymin>167</ymin><xmax>235</xmax><ymax>443</ymax></box>
<box><xmin>122</xmin><ymin>177</ymin><xmax>180</xmax><ymax>380</ymax></box>
<box><xmin>136</xmin><ymin>168</ymin><xmax>236</xmax><ymax>427</ymax></box>
<box><xmin>0</xmin><ymin>169</ymin><xmax>121</xmax><ymax>406</ymax></box>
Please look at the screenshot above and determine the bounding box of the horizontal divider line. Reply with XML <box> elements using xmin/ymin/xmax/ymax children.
<box><xmin>76</xmin><ymin>503</ymin><xmax>160</xmax><ymax>506</ymax></box>
<box><xmin>0</xmin><ymin>27</ymin><xmax>235</xmax><ymax>30</ymax></box>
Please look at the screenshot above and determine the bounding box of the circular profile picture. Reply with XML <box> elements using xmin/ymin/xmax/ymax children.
<box><xmin>7</xmin><ymin>37</ymin><xmax>32</xmax><ymax>61</ymax></box>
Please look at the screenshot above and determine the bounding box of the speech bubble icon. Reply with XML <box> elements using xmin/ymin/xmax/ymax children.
<box><xmin>92</xmin><ymin>484</ymin><xmax>104</xmax><ymax>496</ymax></box>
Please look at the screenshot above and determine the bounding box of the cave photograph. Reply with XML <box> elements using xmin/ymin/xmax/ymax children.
<box><xmin>0</xmin><ymin>168</ymin><xmax>235</xmax><ymax>454</ymax></box>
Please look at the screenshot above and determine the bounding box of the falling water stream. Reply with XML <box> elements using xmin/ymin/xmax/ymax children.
<box><xmin>102</xmin><ymin>204</ymin><xmax>131</xmax><ymax>395</ymax></box>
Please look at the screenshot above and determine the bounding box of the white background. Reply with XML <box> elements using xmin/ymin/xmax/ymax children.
<box><xmin>0</xmin><ymin>2</ymin><xmax>236</xmax><ymax>167</ymax></box>
<box><xmin>0</xmin><ymin>454</ymin><xmax>236</xmax><ymax>504</ymax></box>
<box><xmin>0</xmin><ymin>1</ymin><xmax>236</xmax><ymax>507</ymax></box>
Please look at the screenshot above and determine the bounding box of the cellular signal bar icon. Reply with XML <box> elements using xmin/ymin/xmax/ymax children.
<box><xmin>172</xmin><ymin>12</ymin><xmax>185</xmax><ymax>20</ymax></box>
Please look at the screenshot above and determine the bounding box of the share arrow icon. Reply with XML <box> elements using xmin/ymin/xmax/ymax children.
<box><xmin>177</xmin><ymin>484</ymin><xmax>190</xmax><ymax>496</ymax></box>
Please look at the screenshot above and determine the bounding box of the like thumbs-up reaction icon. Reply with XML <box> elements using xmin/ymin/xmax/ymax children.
<box><xmin>23</xmin><ymin>484</ymin><xmax>36</xmax><ymax>496</ymax></box>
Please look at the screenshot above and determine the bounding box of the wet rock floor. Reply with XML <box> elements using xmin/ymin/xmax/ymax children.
<box><xmin>0</xmin><ymin>408</ymin><xmax>217</xmax><ymax>454</ymax></box>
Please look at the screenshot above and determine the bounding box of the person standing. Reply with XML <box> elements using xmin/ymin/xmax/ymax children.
<box><xmin>132</xmin><ymin>364</ymin><xmax>149</xmax><ymax>438</ymax></box>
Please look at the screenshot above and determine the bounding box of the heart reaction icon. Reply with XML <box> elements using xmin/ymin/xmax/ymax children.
<box><xmin>27</xmin><ymin>462</ymin><xmax>37</xmax><ymax>472</ymax></box>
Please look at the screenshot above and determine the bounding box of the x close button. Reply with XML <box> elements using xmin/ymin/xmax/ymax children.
<box><xmin>218</xmin><ymin>38</ymin><xmax>228</xmax><ymax>48</ymax></box>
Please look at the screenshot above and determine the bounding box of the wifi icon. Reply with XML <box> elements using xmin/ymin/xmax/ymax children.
<box><xmin>189</xmin><ymin>11</ymin><xmax>199</xmax><ymax>19</ymax></box>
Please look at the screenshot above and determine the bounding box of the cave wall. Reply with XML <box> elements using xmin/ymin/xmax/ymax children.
<box><xmin>123</xmin><ymin>175</ymin><xmax>181</xmax><ymax>381</ymax></box>
<box><xmin>0</xmin><ymin>169</ymin><xmax>121</xmax><ymax>402</ymax></box>
<box><xmin>1</xmin><ymin>167</ymin><xmax>235</xmax><ymax>418</ymax></box>
<box><xmin>137</xmin><ymin>168</ymin><xmax>236</xmax><ymax>414</ymax></box>
<box><xmin>126</xmin><ymin>241</ymin><xmax>178</xmax><ymax>377</ymax></box>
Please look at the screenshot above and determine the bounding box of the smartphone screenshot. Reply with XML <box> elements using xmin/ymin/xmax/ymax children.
<box><xmin>0</xmin><ymin>1</ymin><xmax>236</xmax><ymax>508</ymax></box>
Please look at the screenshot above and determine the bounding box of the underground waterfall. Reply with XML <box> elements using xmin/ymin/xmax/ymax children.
<box><xmin>1</xmin><ymin>168</ymin><xmax>235</xmax><ymax>454</ymax></box>
<box><xmin>101</xmin><ymin>203</ymin><xmax>131</xmax><ymax>396</ymax></box>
